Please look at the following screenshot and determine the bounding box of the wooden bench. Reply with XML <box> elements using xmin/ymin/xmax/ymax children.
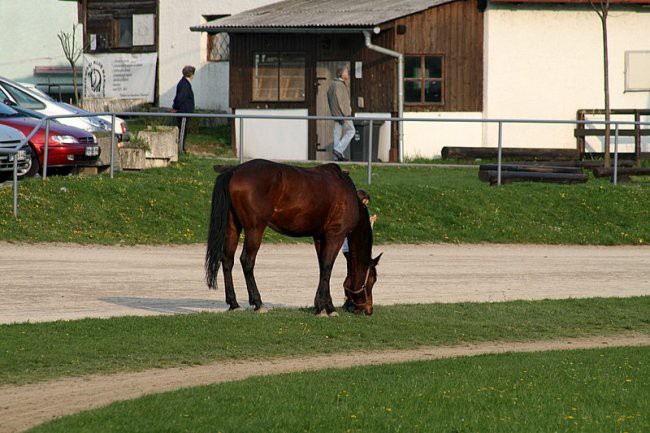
<box><xmin>575</xmin><ymin>109</ymin><xmax>650</xmax><ymax>164</ymax></box>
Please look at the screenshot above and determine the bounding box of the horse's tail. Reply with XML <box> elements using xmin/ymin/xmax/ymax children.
<box><xmin>205</xmin><ymin>169</ymin><xmax>234</xmax><ymax>289</ymax></box>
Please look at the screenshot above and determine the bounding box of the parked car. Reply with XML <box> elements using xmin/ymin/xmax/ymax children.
<box><xmin>0</xmin><ymin>76</ymin><xmax>129</xmax><ymax>142</ymax></box>
<box><xmin>0</xmin><ymin>102</ymin><xmax>100</xmax><ymax>176</ymax></box>
<box><xmin>0</xmin><ymin>124</ymin><xmax>32</xmax><ymax>181</ymax></box>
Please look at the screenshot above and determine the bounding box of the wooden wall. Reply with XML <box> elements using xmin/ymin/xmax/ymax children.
<box><xmin>82</xmin><ymin>0</ymin><xmax>157</xmax><ymax>53</ymax></box>
<box><xmin>228</xmin><ymin>0</ymin><xmax>484</xmax><ymax>158</ymax></box>
<box><xmin>393</xmin><ymin>0</ymin><xmax>484</xmax><ymax>112</ymax></box>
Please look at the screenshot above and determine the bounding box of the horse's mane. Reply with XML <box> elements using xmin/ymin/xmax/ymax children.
<box><xmin>347</xmin><ymin>198</ymin><xmax>373</xmax><ymax>265</ymax></box>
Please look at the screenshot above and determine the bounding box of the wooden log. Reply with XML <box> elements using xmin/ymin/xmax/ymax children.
<box><xmin>574</xmin><ymin>128</ymin><xmax>650</xmax><ymax>137</ymax></box>
<box><xmin>478</xmin><ymin>170</ymin><xmax>588</xmax><ymax>185</ymax></box>
<box><xmin>592</xmin><ymin>166</ymin><xmax>650</xmax><ymax>178</ymax></box>
<box><xmin>576</xmin><ymin>160</ymin><xmax>634</xmax><ymax>169</ymax></box>
<box><xmin>479</xmin><ymin>164</ymin><xmax>583</xmax><ymax>174</ymax></box>
<box><xmin>442</xmin><ymin>147</ymin><xmax>581</xmax><ymax>161</ymax></box>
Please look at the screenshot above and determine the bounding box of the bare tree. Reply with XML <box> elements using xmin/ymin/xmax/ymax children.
<box><xmin>57</xmin><ymin>24</ymin><xmax>84</xmax><ymax>105</ymax></box>
<box><xmin>591</xmin><ymin>0</ymin><xmax>611</xmax><ymax>167</ymax></box>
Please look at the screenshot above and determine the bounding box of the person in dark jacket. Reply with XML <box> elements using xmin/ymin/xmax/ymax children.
<box><xmin>172</xmin><ymin>65</ymin><xmax>195</xmax><ymax>151</ymax></box>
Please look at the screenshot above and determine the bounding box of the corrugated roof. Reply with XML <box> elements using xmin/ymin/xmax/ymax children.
<box><xmin>192</xmin><ymin>0</ymin><xmax>455</xmax><ymax>32</ymax></box>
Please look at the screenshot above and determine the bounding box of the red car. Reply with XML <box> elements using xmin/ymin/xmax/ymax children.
<box><xmin>0</xmin><ymin>102</ymin><xmax>100</xmax><ymax>176</ymax></box>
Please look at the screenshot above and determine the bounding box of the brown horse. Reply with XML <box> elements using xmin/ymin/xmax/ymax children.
<box><xmin>205</xmin><ymin>159</ymin><xmax>381</xmax><ymax>315</ymax></box>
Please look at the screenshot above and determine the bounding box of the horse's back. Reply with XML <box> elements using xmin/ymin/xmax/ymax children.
<box><xmin>228</xmin><ymin>159</ymin><xmax>358</xmax><ymax>236</ymax></box>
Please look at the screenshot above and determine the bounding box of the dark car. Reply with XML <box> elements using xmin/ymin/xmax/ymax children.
<box><xmin>0</xmin><ymin>102</ymin><xmax>100</xmax><ymax>176</ymax></box>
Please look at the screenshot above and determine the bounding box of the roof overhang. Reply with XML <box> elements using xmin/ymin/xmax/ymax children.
<box><xmin>490</xmin><ymin>0</ymin><xmax>650</xmax><ymax>3</ymax></box>
<box><xmin>190</xmin><ymin>26</ymin><xmax>379</xmax><ymax>34</ymax></box>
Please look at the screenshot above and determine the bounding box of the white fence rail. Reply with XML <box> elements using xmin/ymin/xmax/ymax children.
<box><xmin>3</xmin><ymin>112</ymin><xmax>650</xmax><ymax>217</ymax></box>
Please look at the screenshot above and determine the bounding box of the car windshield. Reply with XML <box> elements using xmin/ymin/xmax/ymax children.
<box><xmin>0</xmin><ymin>103</ymin><xmax>23</xmax><ymax>118</ymax></box>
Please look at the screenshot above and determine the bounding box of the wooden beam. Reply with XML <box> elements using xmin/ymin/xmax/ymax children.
<box><xmin>442</xmin><ymin>147</ymin><xmax>580</xmax><ymax>161</ymax></box>
<box><xmin>478</xmin><ymin>170</ymin><xmax>589</xmax><ymax>185</ymax></box>
<box><xmin>479</xmin><ymin>164</ymin><xmax>583</xmax><ymax>174</ymax></box>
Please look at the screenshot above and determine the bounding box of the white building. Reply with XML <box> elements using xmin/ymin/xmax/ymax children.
<box><xmin>0</xmin><ymin>0</ymin><xmax>79</xmax><ymax>95</ymax></box>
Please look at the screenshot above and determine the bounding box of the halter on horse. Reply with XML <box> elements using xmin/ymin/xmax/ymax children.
<box><xmin>205</xmin><ymin>159</ymin><xmax>381</xmax><ymax>316</ymax></box>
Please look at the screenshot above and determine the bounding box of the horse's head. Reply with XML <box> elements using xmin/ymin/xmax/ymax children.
<box><xmin>344</xmin><ymin>253</ymin><xmax>382</xmax><ymax>315</ymax></box>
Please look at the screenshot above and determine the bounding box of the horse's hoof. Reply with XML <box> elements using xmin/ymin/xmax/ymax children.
<box><xmin>318</xmin><ymin>310</ymin><xmax>328</xmax><ymax>317</ymax></box>
<box><xmin>228</xmin><ymin>306</ymin><xmax>241</xmax><ymax>312</ymax></box>
<box><xmin>328</xmin><ymin>311</ymin><xmax>339</xmax><ymax>317</ymax></box>
<box><xmin>255</xmin><ymin>305</ymin><xmax>269</xmax><ymax>314</ymax></box>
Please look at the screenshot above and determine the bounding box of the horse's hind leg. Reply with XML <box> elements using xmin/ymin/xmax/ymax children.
<box><xmin>222</xmin><ymin>213</ymin><xmax>241</xmax><ymax>310</ymax></box>
<box><xmin>240</xmin><ymin>227</ymin><xmax>265</xmax><ymax>311</ymax></box>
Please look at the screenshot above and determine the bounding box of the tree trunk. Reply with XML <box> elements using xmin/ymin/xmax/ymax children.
<box><xmin>69</xmin><ymin>60</ymin><xmax>79</xmax><ymax>105</ymax></box>
<box><xmin>601</xmin><ymin>12</ymin><xmax>611</xmax><ymax>168</ymax></box>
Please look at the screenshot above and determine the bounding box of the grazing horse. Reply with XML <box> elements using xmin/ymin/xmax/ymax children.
<box><xmin>205</xmin><ymin>159</ymin><xmax>381</xmax><ymax>315</ymax></box>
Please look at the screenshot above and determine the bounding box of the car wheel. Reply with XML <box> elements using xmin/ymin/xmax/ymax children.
<box><xmin>23</xmin><ymin>146</ymin><xmax>41</xmax><ymax>178</ymax></box>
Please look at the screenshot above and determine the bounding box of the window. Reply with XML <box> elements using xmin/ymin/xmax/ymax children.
<box><xmin>0</xmin><ymin>83</ymin><xmax>45</xmax><ymax>110</ymax></box>
<box><xmin>252</xmin><ymin>53</ymin><xmax>305</xmax><ymax>102</ymax></box>
<box><xmin>404</xmin><ymin>55</ymin><xmax>443</xmax><ymax>104</ymax></box>
<box><xmin>208</xmin><ymin>33</ymin><xmax>230</xmax><ymax>62</ymax></box>
<box><xmin>116</xmin><ymin>17</ymin><xmax>133</xmax><ymax>48</ymax></box>
<box><xmin>625</xmin><ymin>51</ymin><xmax>650</xmax><ymax>92</ymax></box>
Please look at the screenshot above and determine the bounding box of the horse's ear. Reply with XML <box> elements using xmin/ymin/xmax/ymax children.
<box><xmin>372</xmin><ymin>252</ymin><xmax>383</xmax><ymax>266</ymax></box>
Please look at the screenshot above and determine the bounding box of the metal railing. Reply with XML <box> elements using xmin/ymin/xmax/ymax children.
<box><xmin>3</xmin><ymin>111</ymin><xmax>650</xmax><ymax>218</ymax></box>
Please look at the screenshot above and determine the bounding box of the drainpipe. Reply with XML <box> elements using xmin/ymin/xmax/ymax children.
<box><xmin>363</xmin><ymin>29</ymin><xmax>404</xmax><ymax>162</ymax></box>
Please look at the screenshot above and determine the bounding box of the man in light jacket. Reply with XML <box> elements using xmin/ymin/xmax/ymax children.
<box><xmin>327</xmin><ymin>65</ymin><xmax>355</xmax><ymax>161</ymax></box>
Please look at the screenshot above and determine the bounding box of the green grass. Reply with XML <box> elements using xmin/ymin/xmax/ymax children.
<box><xmin>2</xmin><ymin>297</ymin><xmax>648</xmax><ymax>386</ymax></box>
<box><xmin>28</xmin><ymin>345</ymin><xmax>649</xmax><ymax>433</ymax></box>
<box><xmin>2</xmin><ymin>156</ymin><xmax>650</xmax><ymax>245</ymax></box>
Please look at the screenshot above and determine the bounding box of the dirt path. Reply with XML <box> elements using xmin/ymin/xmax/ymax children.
<box><xmin>1</xmin><ymin>242</ymin><xmax>649</xmax><ymax>432</ymax></box>
<box><xmin>2</xmin><ymin>243</ymin><xmax>650</xmax><ymax>324</ymax></box>
<box><xmin>1</xmin><ymin>334</ymin><xmax>649</xmax><ymax>433</ymax></box>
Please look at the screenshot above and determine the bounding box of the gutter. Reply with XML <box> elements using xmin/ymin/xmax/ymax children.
<box><xmin>363</xmin><ymin>30</ymin><xmax>404</xmax><ymax>163</ymax></box>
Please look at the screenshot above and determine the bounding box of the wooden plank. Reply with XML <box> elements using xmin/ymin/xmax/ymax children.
<box><xmin>478</xmin><ymin>170</ymin><xmax>589</xmax><ymax>185</ymax></box>
<box><xmin>592</xmin><ymin>167</ymin><xmax>650</xmax><ymax>178</ymax></box>
<box><xmin>574</xmin><ymin>129</ymin><xmax>650</xmax><ymax>137</ymax></box>
<box><xmin>479</xmin><ymin>164</ymin><xmax>583</xmax><ymax>174</ymax></box>
<box><xmin>442</xmin><ymin>147</ymin><xmax>581</xmax><ymax>160</ymax></box>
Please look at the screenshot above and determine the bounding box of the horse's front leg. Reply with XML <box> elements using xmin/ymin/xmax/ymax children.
<box><xmin>314</xmin><ymin>236</ymin><xmax>344</xmax><ymax>316</ymax></box>
<box><xmin>240</xmin><ymin>227</ymin><xmax>266</xmax><ymax>312</ymax></box>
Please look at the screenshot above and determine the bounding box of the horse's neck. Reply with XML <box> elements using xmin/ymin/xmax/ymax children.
<box><xmin>347</xmin><ymin>204</ymin><xmax>372</xmax><ymax>267</ymax></box>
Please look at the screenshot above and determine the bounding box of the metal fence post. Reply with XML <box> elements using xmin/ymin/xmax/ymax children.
<box><xmin>110</xmin><ymin>114</ymin><xmax>116</xmax><ymax>179</ymax></box>
<box><xmin>12</xmin><ymin>157</ymin><xmax>18</xmax><ymax>217</ymax></box>
<box><xmin>239</xmin><ymin>117</ymin><xmax>244</xmax><ymax>164</ymax></box>
<box><xmin>497</xmin><ymin>121</ymin><xmax>503</xmax><ymax>186</ymax></box>
<box><xmin>367</xmin><ymin>120</ymin><xmax>373</xmax><ymax>185</ymax></box>
<box><xmin>43</xmin><ymin>119</ymin><xmax>50</xmax><ymax>180</ymax></box>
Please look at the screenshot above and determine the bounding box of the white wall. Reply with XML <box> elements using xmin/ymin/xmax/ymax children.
<box><xmin>158</xmin><ymin>0</ymin><xmax>277</xmax><ymax>111</ymax></box>
<box><xmin>483</xmin><ymin>5</ymin><xmax>650</xmax><ymax>152</ymax></box>
<box><xmin>403</xmin><ymin>112</ymin><xmax>483</xmax><ymax>159</ymax></box>
<box><xmin>234</xmin><ymin>109</ymin><xmax>309</xmax><ymax>160</ymax></box>
<box><xmin>0</xmin><ymin>0</ymin><xmax>78</xmax><ymax>83</ymax></box>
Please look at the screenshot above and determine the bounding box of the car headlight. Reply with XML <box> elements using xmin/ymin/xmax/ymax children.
<box><xmin>51</xmin><ymin>135</ymin><xmax>80</xmax><ymax>144</ymax></box>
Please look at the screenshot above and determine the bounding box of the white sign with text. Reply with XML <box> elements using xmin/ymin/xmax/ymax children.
<box><xmin>83</xmin><ymin>53</ymin><xmax>157</xmax><ymax>101</ymax></box>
